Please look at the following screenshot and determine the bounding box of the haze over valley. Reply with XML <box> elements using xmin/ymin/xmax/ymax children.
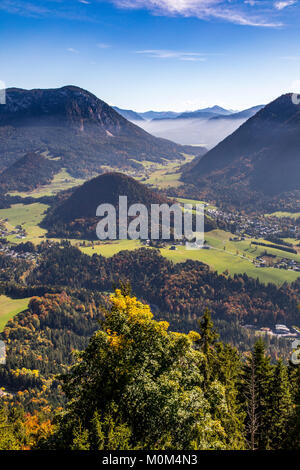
<box><xmin>116</xmin><ymin>105</ymin><xmax>265</xmax><ymax>148</ymax></box>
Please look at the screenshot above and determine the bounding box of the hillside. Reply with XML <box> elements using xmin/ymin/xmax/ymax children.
<box><xmin>43</xmin><ymin>172</ymin><xmax>172</xmax><ymax>239</ymax></box>
<box><xmin>182</xmin><ymin>94</ymin><xmax>300</xmax><ymax>210</ymax></box>
<box><xmin>113</xmin><ymin>106</ymin><xmax>145</xmax><ymax>121</ymax></box>
<box><xmin>0</xmin><ymin>152</ymin><xmax>60</xmax><ymax>192</ymax></box>
<box><xmin>43</xmin><ymin>172</ymin><xmax>216</xmax><ymax>239</ymax></box>
<box><xmin>0</xmin><ymin>86</ymin><xmax>204</xmax><ymax>177</ymax></box>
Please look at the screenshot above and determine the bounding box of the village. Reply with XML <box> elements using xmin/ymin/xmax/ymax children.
<box><xmin>243</xmin><ymin>323</ymin><xmax>300</xmax><ymax>340</ymax></box>
<box><xmin>207</xmin><ymin>207</ymin><xmax>299</xmax><ymax>240</ymax></box>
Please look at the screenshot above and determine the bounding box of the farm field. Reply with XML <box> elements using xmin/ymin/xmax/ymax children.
<box><xmin>0</xmin><ymin>192</ymin><xmax>299</xmax><ymax>286</ymax></box>
<box><xmin>265</xmin><ymin>211</ymin><xmax>300</xmax><ymax>220</ymax></box>
<box><xmin>0</xmin><ymin>203</ymin><xmax>49</xmax><ymax>243</ymax></box>
<box><xmin>79</xmin><ymin>231</ymin><xmax>300</xmax><ymax>285</ymax></box>
<box><xmin>79</xmin><ymin>239</ymin><xmax>142</xmax><ymax>257</ymax></box>
<box><xmin>175</xmin><ymin>197</ymin><xmax>216</xmax><ymax>211</ymax></box>
<box><xmin>9</xmin><ymin>168</ymin><xmax>85</xmax><ymax>199</ymax></box>
<box><xmin>135</xmin><ymin>154</ymin><xmax>195</xmax><ymax>189</ymax></box>
<box><xmin>0</xmin><ymin>295</ymin><xmax>31</xmax><ymax>331</ymax></box>
<box><xmin>161</xmin><ymin>245</ymin><xmax>299</xmax><ymax>285</ymax></box>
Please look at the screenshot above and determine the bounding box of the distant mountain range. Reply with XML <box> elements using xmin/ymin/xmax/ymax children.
<box><xmin>155</xmin><ymin>106</ymin><xmax>234</xmax><ymax>121</ymax></box>
<box><xmin>114</xmin><ymin>105</ymin><xmax>234</xmax><ymax>122</ymax></box>
<box><xmin>182</xmin><ymin>93</ymin><xmax>300</xmax><ymax>209</ymax></box>
<box><xmin>0</xmin><ymin>86</ymin><xmax>206</xmax><ymax>178</ymax></box>
<box><xmin>115</xmin><ymin>104</ymin><xmax>265</xmax><ymax>149</ymax></box>
<box><xmin>209</xmin><ymin>105</ymin><xmax>264</xmax><ymax>121</ymax></box>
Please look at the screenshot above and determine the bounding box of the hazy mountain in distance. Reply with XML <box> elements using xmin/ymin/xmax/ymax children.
<box><xmin>173</xmin><ymin>106</ymin><xmax>233</xmax><ymax>120</ymax></box>
<box><xmin>182</xmin><ymin>93</ymin><xmax>300</xmax><ymax>204</ymax></box>
<box><xmin>132</xmin><ymin>103</ymin><xmax>264</xmax><ymax>149</ymax></box>
<box><xmin>139</xmin><ymin>111</ymin><xmax>181</xmax><ymax>120</ymax></box>
<box><xmin>113</xmin><ymin>106</ymin><xmax>145</xmax><ymax>121</ymax></box>
<box><xmin>209</xmin><ymin>105</ymin><xmax>265</xmax><ymax>121</ymax></box>
<box><xmin>0</xmin><ymin>86</ymin><xmax>205</xmax><ymax>177</ymax></box>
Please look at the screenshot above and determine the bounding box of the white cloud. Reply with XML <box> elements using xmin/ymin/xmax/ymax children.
<box><xmin>135</xmin><ymin>49</ymin><xmax>208</xmax><ymax>61</ymax></box>
<box><xmin>67</xmin><ymin>47</ymin><xmax>79</xmax><ymax>53</ymax></box>
<box><xmin>274</xmin><ymin>0</ymin><xmax>297</xmax><ymax>10</ymax></box>
<box><xmin>111</xmin><ymin>0</ymin><xmax>283</xmax><ymax>27</ymax></box>
<box><xmin>97</xmin><ymin>43</ymin><xmax>111</xmax><ymax>48</ymax></box>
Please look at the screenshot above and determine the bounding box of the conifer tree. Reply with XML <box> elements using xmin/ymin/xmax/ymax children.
<box><xmin>267</xmin><ymin>359</ymin><xmax>292</xmax><ymax>449</ymax></box>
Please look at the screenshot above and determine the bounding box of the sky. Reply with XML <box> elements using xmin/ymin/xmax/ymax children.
<box><xmin>1</xmin><ymin>0</ymin><xmax>300</xmax><ymax>111</ymax></box>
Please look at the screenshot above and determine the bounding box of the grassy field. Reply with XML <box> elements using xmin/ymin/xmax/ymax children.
<box><xmin>78</xmin><ymin>231</ymin><xmax>300</xmax><ymax>285</ymax></box>
<box><xmin>161</xmin><ymin>245</ymin><xmax>299</xmax><ymax>285</ymax></box>
<box><xmin>9</xmin><ymin>168</ymin><xmax>85</xmax><ymax>199</ymax></box>
<box><xmin>0</xmin><ymin>163</ymin><xmax>299</xmax><ymax>286</ymax></box>
<box><xmin>0</xmin><ymin>295</ymin><xmax>31</xmax><ymax>331</ymax></box>
<box><xmin>175</xmin><ymin>197</ymin><xmax>217</xmax><ymax>211</ymax></box>
<box><xmin>79</xmin><ymin>239</ymin><xmax>142</xmax><ymax>257</ymax></box>
<box><xmin>135</xmin><ymin>154</ymin><xmax>194</xmax><ymax>189</ymax></box>
<box><xmin>0</xmin><ymin>203</ymin><xmax>49</xmax><ymax>244</ymax></box>
<box><xmin>265</xmin><ymin>211</ymin><xmax>300</xmax><ymax>220</ymax></box>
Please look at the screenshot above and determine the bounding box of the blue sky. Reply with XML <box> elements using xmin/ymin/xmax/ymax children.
<box><xmin>1</xmin><ymin>0</ymin><xmax>300</xmax><ymax>110</ymax></box>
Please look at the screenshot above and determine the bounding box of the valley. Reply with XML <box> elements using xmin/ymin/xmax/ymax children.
<box><xmin>2</xmin><ymin>0</ymin><xmax>300</xmax><ymax>452</ymax></box>
<box><xmin>0</xmin><ymin>154</ymin><xmax>299</xmax><ymax>287</ymax></box>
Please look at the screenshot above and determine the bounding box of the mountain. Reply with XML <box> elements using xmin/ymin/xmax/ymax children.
<box><xmin>0</xmin><ymin>86</ymin><xmax>204</xmax><ymax>178</ymax></box>
<box><xmin>209</xmin><ymin>105</ymin><xmax>264</xmax><ymax>121</ymax></box>
<box><xmin>174</xmin><ymin>106</ymin><xmax>233</xmax><ymax>120</ymax></box>
<box><xmin>0</xmin><ymin>152</ymin><xmax>60</xmax><ymax>192</ymax></box>
<box><xmin>139</xmin><ymin>111</ymin><xmax>181</xmax><ymax>121</ymax></box>
<box><xmin>134</xmin><ymin>108</ymin><xmax>259</xmax><ymax>149</ymax></box>
<box><xmin>43</xmin><ymin>172</ymin><xmax>171</xmax><ymax>239</ymax></box>
<box><xmin>150</xmin><ymin>106</ymin><xmax>233</xmax><ymax>122</ymax></box>
<box><xmin>113</xmin><ymin>106</ymin><xmax>145</xmax><ymax>121</ymax></box>
<box><xmin>43</xmin><ymin>171</ymin><xmax>216</xmax><ymax>239</ymax></box>
<box><xmin>182</xmin><ymin>94</ymin><xmax>300</xmax><ymax>209</ymax></box>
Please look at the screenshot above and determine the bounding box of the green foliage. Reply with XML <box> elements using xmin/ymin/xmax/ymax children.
<box><xmin>48</xmin><ymin>290</ymin><xmax>238</xmax><ymax>450</ymax></box>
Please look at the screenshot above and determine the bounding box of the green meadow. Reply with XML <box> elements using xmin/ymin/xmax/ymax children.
<box><xmin>0</xmin><ymin>203</ymin><xmax>49</xmax><ymax>243</ymax></box>
<box><xmin>9</xmin><ymin>168</ymin><xmax>85</xmax><ymax>199</ymax></box>
<box><xmin>265</xmin><ymin>211</ymin><xmax>300</xmax><ymax>220</ymax></box>
<box><xmin>0</xmin><ymin>184</ymin><xmax>299</xmax><ymax>287</ymax></box>
<box><xmin>0</xmin><ymin>295</ymin><xmax>31</xmax><ymax>332</ymax></box>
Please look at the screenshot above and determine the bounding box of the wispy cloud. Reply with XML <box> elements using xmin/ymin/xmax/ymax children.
<box><xmin>135</xmin><ymin>49</ymin><xmax>208</xmax><ymax>61</ymax></box>
<box><xmin>111</xmin><ymin>0</ymin><xmax>284</xmax><ymax>27</ymax></box>
<box><xmin>97</xmin><ymin>42</ymin><xmax>111</xmax><ymax>48</ymax></box>
<box><xmin>67</xmin><ymin>47</ymin><xmax>80</xmax><ymax>53</ymax></box>
<box><xmin>0</xmin><ymin>0</ymin><xmax>94</xmax><ymax>21</ymax></box>
<box><xmin>274</xmin><ymin>0</ymin><xmax>297</xmax><ymax>10</ymax></box>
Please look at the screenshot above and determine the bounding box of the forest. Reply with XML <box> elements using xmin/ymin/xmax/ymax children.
<box><xmin>0</xmin><ymin>287</ymin><xmax>300</xmax><ymax>450</ymax></box>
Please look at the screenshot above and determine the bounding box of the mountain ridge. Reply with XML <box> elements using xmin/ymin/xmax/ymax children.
<box><xmin>182</xmin><ymin>93</ymin><xmax>300</xmax><ymax>209</ymax></box>
<box><xmin>0</xmin><ymin>85</ymin><xmax>205</xmax><ymax>177</ymax></box>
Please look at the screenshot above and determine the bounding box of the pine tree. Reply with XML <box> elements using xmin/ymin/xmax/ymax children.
<box><xmin>243</xmin><ymin>339</ymin><xmax>273</xmax><ymax>450</ymax></box>
<box><xmin>197</xmin><ymin>308</ymin><xmax>219</xmax><ymax>388</ymax></box>
<box><xmin>267</xmin><ymin>359</ymin><xmax>292</xmax><ymax>449</ymax></box>
<box><xmin>286</xmin><ymin>363</ymin><xmax>300</xmax><ymax>449</ymax></box>
<box><xmin>197</xmin><ymin>311</ymin><xmax>246</xmax><ymax>449</ymax></box>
